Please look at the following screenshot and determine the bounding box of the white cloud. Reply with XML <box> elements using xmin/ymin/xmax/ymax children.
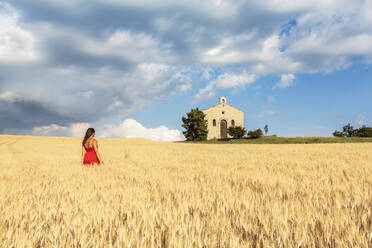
<box><xmin>281</xmin><ymin>1</ymin><xmax>372</xmax><ymax>72</ymax></box>
<box><xmin>70</xmin><ymin>123</ymin><xmax>91</xmax><ymax>137</ymax></box>
<box><xmin>32</xmin><ymin>124</ymin><xmax>69</xmax><ymax>137</ymax></box>
<box><xmin>195</xmin><ymin>70</ymin><xmax>257</xmax><ymax>100</ymax></box>
<box><xmin>0</xmin><ymin>91</ymin><xmax>18</xmax><ymax>103</ymax></box>
<box><xmin>0</xmin><ymin>2</ymin><xmax>39</xmax><ymax>63</ymax></box>
<box><xmin>201</xmin><ymin>33</ymin><xmax>302</xmax><ymax>74</ymax></box>
<box><xmin>201</xmin><ymin>68</ymin><xmax>212</xmax><ymax>80</ymax></box>
<box><xmin>202</xmin><ymin>32</ymin><xmax>257</xmax><ymax>63</ymax></box>
<box><xmin>214</xmin><ymin>71</ymin><xmax>256</xmax><ymax>89</ymax></box>
<box><xmin>273</xmin><ymin>73</ymin><xmax>295</xmax><ymax>89</ymax></box>
<box><xmin>194</xmin><ymin>83</ymin><xmax>216</xmax><ymax>101</ymax></box>
<box><xmin>87</xmin><ymin>29</ymin><xmax>174</xmax><ymax>63</ymax></box>
<box><xmin>198</xmin><ymin>1</ymin><xmax>372</xmax><ymax>74</ymax></box>
<box><xmin>99</xmin><ymin>119</ymin><xmax>184</xmax><ymax>141</ymax></box>
<box><xmin>32</xmin><ymin>122</ymin><xmax>90</xmax><ymax>137</ymax></box>
<box><xmin>107</xmin><ymin>100</ymin><xmax>124</xmax><ymax>111</ymax></box>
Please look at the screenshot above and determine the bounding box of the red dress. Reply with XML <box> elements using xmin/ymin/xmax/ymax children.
<box><xmin>83</xmin><ymin>146</ymin><xmax>100</xmax><ymax>165</ymax></box>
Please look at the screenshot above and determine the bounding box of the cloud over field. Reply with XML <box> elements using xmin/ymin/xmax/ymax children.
<box><xmin>100</xmin><ymin>119</ymin><xmax>184</xmax><ymax>141</ymax></box>
<box><xmin>32</xmin><ymin>123</ymin><xmax>90</xmax><ymax>137</ymax></box>
<box><xmin>31</xmin><ymin>119</ymin><xmax>184</xmax><ymax>142</ymax></box>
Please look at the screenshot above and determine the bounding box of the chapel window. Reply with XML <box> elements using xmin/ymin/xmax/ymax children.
<box><xmin>213</xmin><ymin>119</ymin><xmax>216</xmax><ymax>126</ymax></box>
<box><xmin>231</xmin><ymin>120</ymin><xmax>235</xmax><ymax>126</ymax></box>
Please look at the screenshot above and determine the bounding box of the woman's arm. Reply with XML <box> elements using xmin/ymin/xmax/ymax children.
<box><xmin>81</xmin><ymin>145</ymin><xmax>85</xmax><ymax>164</ymax></box>
<box><xmin>93</xmin><ymin>139</ymin><xmax>104</xmax><ymax>164</ymax></box>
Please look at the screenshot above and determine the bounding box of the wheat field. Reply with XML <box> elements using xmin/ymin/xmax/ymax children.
<box><xmin>0</xmin><ymin>135</ymin><xmax>371</xmax><ymax>247</ymax></box>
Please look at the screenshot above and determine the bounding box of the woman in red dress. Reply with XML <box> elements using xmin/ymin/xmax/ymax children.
<box><xmin>81</xmin><ymin>128</ymin><xmax>104</xmax><ymax>166</ymax></box>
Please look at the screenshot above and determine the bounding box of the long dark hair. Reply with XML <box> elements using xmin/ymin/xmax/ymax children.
<box><xmin>82</xmin><ymin>128</ymin><xmax>95</xmax><ymax>147</ymax></box>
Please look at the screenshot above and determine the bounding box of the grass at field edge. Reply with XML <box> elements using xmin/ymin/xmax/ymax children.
<box><xmin>176</xmin><ymin>136</ymin><xmax>372</xmax><ymax>144</ymax></box>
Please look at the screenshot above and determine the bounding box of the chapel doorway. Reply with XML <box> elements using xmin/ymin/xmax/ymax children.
<box><xmin>220</xmin><ymin>120</ymin><xmax>227</xmax><ymax>139</ymax></box>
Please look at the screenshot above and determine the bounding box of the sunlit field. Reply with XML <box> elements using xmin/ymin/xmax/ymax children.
<box><xmin>0</xmin><ymin>135</ymin><xmax>371</xmax><ymax>247</ymax></box>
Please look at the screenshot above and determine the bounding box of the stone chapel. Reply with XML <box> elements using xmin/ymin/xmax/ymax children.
<box><xmin>202</xmin><ymin>97</ymin><xmax>244</xmax><ymax>139</ymax></box>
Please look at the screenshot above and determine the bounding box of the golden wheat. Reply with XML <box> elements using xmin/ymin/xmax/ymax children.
<box><xmin>0</xmin><ymin>135</ymin><xmax>371</xmax><ymax>247</ymax></box>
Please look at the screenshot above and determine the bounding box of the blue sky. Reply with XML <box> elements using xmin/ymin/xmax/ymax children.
<box><xmin>127</xmin><ymin>64</ymin><xmax>372</xmax><ymax>137</ymax></box>
<box><xmin>0</xmin><ymin>1</ymin><xmax>371</xmax><ymax>140</ymax></box>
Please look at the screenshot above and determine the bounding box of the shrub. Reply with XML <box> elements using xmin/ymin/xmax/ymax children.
<box><xmin>333</xmin><ymin>130</ymin><xmax>344</xmax><ymax>137</ymax></box>
<box><xmin>248</xmin><ymin>128</ymin><xmax>263</xmax><ymax>139</ymax></box>
<box><xmin>227</xmin><ymin>126</ymin><xmax>246</xmax><ymax>139</ymax></box>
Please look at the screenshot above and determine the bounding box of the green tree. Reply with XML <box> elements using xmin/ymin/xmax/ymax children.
<box><xmin>342</xmin><ymin>123</ymin><xmax>355</xmax><ymax>137</ymax></box>
<box><xmin>355</xmin><ymin>125</ymin><xmax>372</xmax><ymax>137</ymax></box>
<box><xmin>228</xmin><ymin>126</ymin><xmax>246</xmax><ymax>139</ymax></box>
<box><xmin>248</xmin><ymin>128</ymin><xmax>263</xmax><ymax>139</ymax></box>
<box><xmin>181</xmin><ymin>108</ymin><xmax>208</xmax><ymax>141</ymax></box>
<box><xmin>264</xmin><ymin>125</ymin><xmax>269</xmax><ymax>136</ymax></box>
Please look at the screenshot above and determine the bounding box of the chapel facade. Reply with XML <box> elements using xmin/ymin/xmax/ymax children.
<box><xmin>201</xmin><ymin>97</ymin><xmax>244</xmax><ymax>140</ymax></box>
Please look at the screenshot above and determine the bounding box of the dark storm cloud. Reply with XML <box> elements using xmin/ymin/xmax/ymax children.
<box><xmin>11</xmin><ymin>0</ymin><xmax>294</xmax><ymax>34</ymax></box>
<box><xmin>11</xmin><ymin>0</ymin><xmax>156</xmax><ymax>35</ymax></box>
<box><xmin>42</xmin><ymin>37</ymin><xmax>134</xmax><ymax>70</ymax></box>
<box><xmin>0</xmin><ymin>98</ymin><xmax>72</xmax><ymax>132</ymax></box>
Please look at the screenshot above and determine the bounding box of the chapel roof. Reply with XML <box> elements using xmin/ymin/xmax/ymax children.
<box><xmin>201</xmin><ymin>97</ymin><xmax>245</xmax><ymax>113</ymax></box>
